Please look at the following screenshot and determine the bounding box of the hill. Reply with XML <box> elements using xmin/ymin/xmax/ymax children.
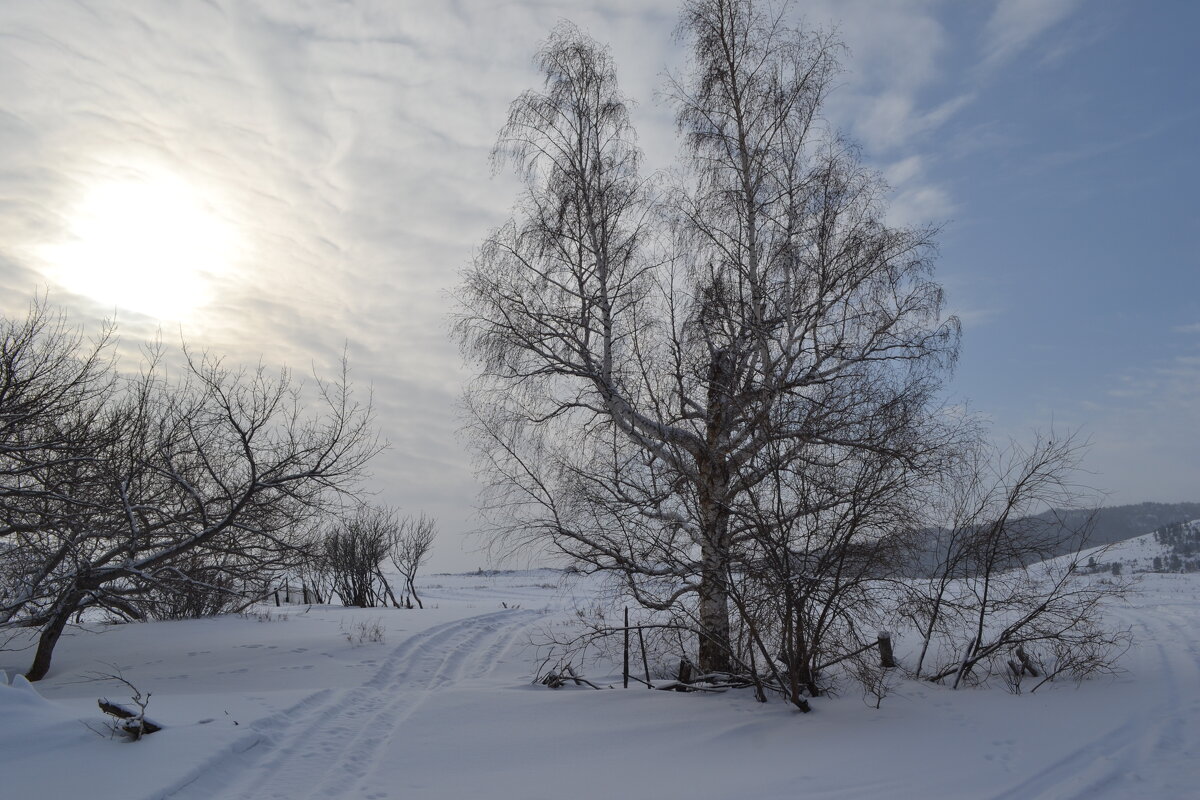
<box><xmin>1032</xmin><ymin>501</ymin><xmax>1200</xmax><ymax>549</ymax></box>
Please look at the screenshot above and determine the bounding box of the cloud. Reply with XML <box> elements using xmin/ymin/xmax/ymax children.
<box><xmin>0</xmin><ymin>0</ymin><xmax>684</xmax><ymax>571</ymax></box>
<box><xmin>885</xmin><ymin>155</ymin><xmax>957</xmax><ymax>221</ymax></box>
<box><xmin>1047</xmin><ymin>336</ymin><xmax>1200</xmax><ymax>505</ymax></box>
<box><xmin>0</xmin><ymin>0</ymin><xmax>1003</xmax><ymax>568</ymax></box>
<box><xmin>981</xmin><ymin>0</ymin><xmax>1084</xmax><ymax>72</ymax></box>
<box><xmin>800</xmin><ymin>0</ymin><xmax>952</xmax><ymax>152</ymax></box>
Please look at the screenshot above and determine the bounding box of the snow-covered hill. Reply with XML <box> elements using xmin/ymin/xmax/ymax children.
<box><xmin>1080</xmin><ymin>519</ymin><xmax>1200</xmax><ymax>575</ymax></box>
<box><xmin>1</xmin><ymin>567</ymin><xmax>1197</xmax><ymax>799</ymax></box>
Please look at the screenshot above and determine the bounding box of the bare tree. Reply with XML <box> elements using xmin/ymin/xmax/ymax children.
<box><xmin>133</xmin><ymin>550</ymin><xmax>254</xmax><ymax>620</ymax></box>
<box><xmin>1</xmin><ymin>299</ymin><xmax>118</xmax><ymax>654</ymax></box>
<box><xmin>0</xmin><ymin>296</ymin><xmax>113</xmax><ymax>552</ymax></box>
<box><xmin>319</xmin><ymin>506</ymin><xmax>400</xmax><ymax>608</ymax></box>
<box><xmin>389</xmin><ymin>513</ymin><xmax>436</xmax><ymax>609</ymax></box>
<box><xmin>906</xmin><ymin>432</ymin><xmax>1130</xmax><ymax>689</ymax></box>
<box><xmin>723</xmin><ymin>439</ymin><xmax>925</xmax><ymax>707</ymax></box>
<box><xmin>456</xmin><ymin>0</ymin><xmax>959</xmax><ymax>675</ymax></box>
<box><xmin>0</xmin><ymin>306</ymin><xmax>382</xmax><ymax>680</ymax></box>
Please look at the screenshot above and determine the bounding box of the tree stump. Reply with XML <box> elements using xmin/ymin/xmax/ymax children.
<box><xmin>877</xmin><ymin>632</ymin><xmax>896</xmax><ymax>668</ymax></box>
<box><xmin>1015</xmin><ymin>645</ymin><xmax>1040</xmax><ymax>677</ymax></box>
<box><xmin>675</xmin><ymin>659</ymin><xmax>693</xmax><ymax>691</ymax></box>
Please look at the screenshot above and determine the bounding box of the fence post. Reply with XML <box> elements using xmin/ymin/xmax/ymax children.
<box><xmin>623</xmin><ymin>607</ymin><xmax>630</xmax><ymax>689</ymax></box>
<box><xmin>637</xmin><ymin>625</ymin><xmax>651</xmax><ymax>688</ymax></box>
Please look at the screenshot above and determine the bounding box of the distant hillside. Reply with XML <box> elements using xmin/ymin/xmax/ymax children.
<box><xmin>1032</xmin><ymin>501</ymin><xmax>1200</xmax><ymax>550</ymax></box>
<box><xmin>905</xmin><ymin>501</ymin><xmax>1200</xmax><ymax>576</ymax></box>
<box><xmin>1079</xmin><ymin>519</ymin><xmax>1200</xmax><ymax>575</ymax></box>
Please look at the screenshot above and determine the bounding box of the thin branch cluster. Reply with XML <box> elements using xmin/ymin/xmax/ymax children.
<box><xmin>302</xmin><ymin>506</ymin><xmax>437</xmax><ymax>609</ymax></box>
<box><xmin>0</xmin><ymin>298</ymin><xmax>383</xmax><ymax>680</ymax></box>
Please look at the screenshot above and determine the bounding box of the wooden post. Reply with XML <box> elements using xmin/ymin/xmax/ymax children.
<box><xmin>623</xmin><ymin>607</ymin><xmax>630</xmax><ymax>689</ymax></box>
<box><xmin>637</xmin><ymin>625</ymin><xmax>651</xmax><ymax>688</ymax></box>
<box><xmin>877</xmin><ymin>632</ymin><xmax>896</xmax><ymax>668</ymax></box>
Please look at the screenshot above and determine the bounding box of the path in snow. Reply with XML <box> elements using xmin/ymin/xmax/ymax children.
<box><xmin>990</xmin><ymin>582</ymin><xmax>1200</xmax><ymax>799</ymax></box>
<box><xmin>157</xmin><ymin>608</ymin><xmax>543</xmax><ymax>800</ymax></box>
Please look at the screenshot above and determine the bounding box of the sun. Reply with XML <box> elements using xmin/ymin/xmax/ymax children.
<box><xmin>43</xmin><ymin>171</ymin><xmax>240</xmax><ymax>320</ymax></box>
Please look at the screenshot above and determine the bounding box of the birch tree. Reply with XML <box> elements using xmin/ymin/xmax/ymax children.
<box><xmin>456</xmin><ymin>1</ymin><xmax>959</xmax><ymax>676</ymax></box>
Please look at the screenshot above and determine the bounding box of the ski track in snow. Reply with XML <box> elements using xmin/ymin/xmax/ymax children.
<box><xmin>990</xmin><ymin>592</ymin><xmax>1200</xmax><ymax>800</ymax></box>
<box><xmin>154</xmin><ymin>608</ymin><xmax>543</xmax><ymax>800</ymax></box>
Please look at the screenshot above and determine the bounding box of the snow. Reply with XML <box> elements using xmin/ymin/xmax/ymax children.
<box><xmin>1082</xmin><ymin>523</ymin><xmax>1199</xmax><ymax>575</ymax></box>
<box><xmin>1</xmin><ymin>567</ymin><xmax>1198</xmax><ymax>799</ymax></box>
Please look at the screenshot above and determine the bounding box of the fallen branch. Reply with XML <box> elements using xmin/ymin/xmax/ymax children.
<box><xmin>654</xmin><ymin>681</ymin><xmax>729</xmax><ymax>693</ymax></box>
<box><xmin>97</xmin><ymin>699</ymin><xmax>163</xmax><ymax>735</ymax></box>
<box><xmin>92</xmin><ymin>669</ymin><xmax>161</xmax><ymax>740</ymax></box>
<box><xmin>540</xmin><ymin>665</ymin><xmax>604</xmax><ymax>690</ymax></box>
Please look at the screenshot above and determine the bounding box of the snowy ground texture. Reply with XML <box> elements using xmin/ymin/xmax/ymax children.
<box><xmin>2</xmin><ymin>535</ymin><xmax>1198</xmax><ymax>800</ymax></box>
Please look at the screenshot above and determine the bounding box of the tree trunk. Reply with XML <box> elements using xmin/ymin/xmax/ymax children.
<box><xmin>697</xmin><ymin>539</ymin><xmax>732</xmax><ymax>674</ymax></box>
<box><xmin>696</xmin><ymin>355</ymin><xmax>734</xmax><ymax>675</ymax></box>
<box><xmin>878</xmin><ymin>632</ymin><xmax>896</xmax><ymax>669</ymax></box>
<box><xmin>791</xmin><ymin>622</ymin><xmax>821</xmax><ymax>698</ymax></box>
<box><xmin>26</xmin><ymin>591</ymin><xmax>83</xmax><ymax>681</ymax></box>
<box><xmin>914</xmin><ymin>596</ymin><xmax>942</xmax><ymax>679</ymax></box>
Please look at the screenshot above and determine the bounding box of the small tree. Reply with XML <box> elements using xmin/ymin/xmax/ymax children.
<box><xmin>0</xmin><ymin>303</ymin><xmax>382</xmax><ymax>680</ymax></box>
<box><xmin>909</xmin><ymin>432</ymin><xmax>1129</xmax><ymax>689</ymax></box>
<box><xmin>320</xmin><ymin>506</ymin><xmax>401</xmax><ymax>608</ymax></box>
<box><xmin>726</xmin><ymin>440</ymin><xmax>923</xmax><ymax>706</ymax></box>
<box><xmin>389</xmin><ymin>513</ymin><xmax>436</xmax><ymax>609</ymax></box>
<box><xmin>133</xmin><ymin>551</ymin><xmax>253</xmax><ymax>620</ymax></box>
<box><xmin>0</xmin><ymin>298</ymin><xmax>114</xmax><ymax>627</ymax></box>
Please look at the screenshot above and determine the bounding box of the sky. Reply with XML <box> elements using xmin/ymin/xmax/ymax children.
<box><xmin>0</xmin><ymin>0</ymin><xmax>1196</xmax><ymax>571</ymax></box>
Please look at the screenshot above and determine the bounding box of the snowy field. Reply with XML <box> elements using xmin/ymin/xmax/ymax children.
<box><xmin>2</xmin><ymin>545</ymin><xmax>1198</xmax><ymax>800</ymax></box>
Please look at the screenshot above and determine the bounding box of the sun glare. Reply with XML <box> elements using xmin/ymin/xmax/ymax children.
<box><xmin>43</xmin><ymin>172</ymin><xmax>240</xmax><ymax>320</ymax></box>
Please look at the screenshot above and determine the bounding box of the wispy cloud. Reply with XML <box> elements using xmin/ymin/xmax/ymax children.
<box><xmin>883</xmin><ymin>155</ymin><xmax>956</xmax><ymax>227</ymax></box>
<box><xmin>0</xmin><ymin>0</ymin><xmax>685</xmax><ymax>569</ymax></box>
<box><xmin>1067</xmin><ymin>336</ymin><xmax>1200</xmax><ymax>503</ymax></box>
<box><xmin>0</xmin><ymin>2</ymin><xmax>1031</xmax><ymax>567</ymax></box>
<box><xmin>981</xmin><ymin>0</ymin><xmax>1084</xmax><ymax>72</ymax></box>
